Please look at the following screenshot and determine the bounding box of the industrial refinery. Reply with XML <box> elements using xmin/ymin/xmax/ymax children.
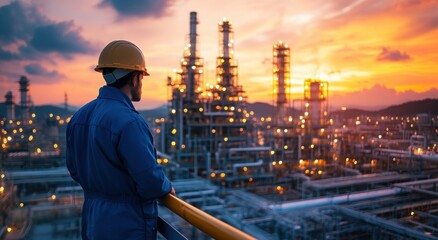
<box><xmin>1</xmin><ymin>11</ymin><xmax>438</xmax><ymax>240</ymax></box>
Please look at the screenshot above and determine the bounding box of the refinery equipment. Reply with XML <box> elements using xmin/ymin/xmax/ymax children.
<box><xmin>272</xmin><ymin>41</ymin><xmax>291</xmax><ymax>126</ymax></box>
<box><xmin>263</xmin><ymin>41</ymin><xmax>298</xmax><ymax>177</ymax></box>
<box><xmin>19</xmin><ymin>76</ymin><xmax>31</xmax><ymax>122</ymax></box>
<box><xmin>163</xmin><ymin>12</ymin><xmax>269</xmax><ymax>182</ymax></box>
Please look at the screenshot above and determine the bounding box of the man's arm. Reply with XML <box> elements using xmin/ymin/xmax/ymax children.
<box><xmin>66</xmin><ymin>123</ymin><xmax>80</xmax><ymax>183</ymax></box>
<box><xmin>118</xmin><ymin>119</ymin><xmax>173</xmax><ymax>200</ymax></box>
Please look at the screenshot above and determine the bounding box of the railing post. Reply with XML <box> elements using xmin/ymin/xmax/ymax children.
<box><xmin>157</xmin><ymin>216</ymin><xmax>188</xmax><ymax>240</ymax></box>
<box><xmin>160</xmin><ymin>194</ymin><xmax>256</xmax><ymax>240</ymax></box>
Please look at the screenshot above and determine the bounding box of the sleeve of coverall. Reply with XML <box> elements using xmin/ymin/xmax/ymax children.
<box><xmin>118</xmin><ymin>119</ymin><xmax>172</xmax><ymax>200</ymax></box>
<box><xmin>65</xmin><ymin>123</ymin><xmax>80</xmax><ymax>183</ymax></box>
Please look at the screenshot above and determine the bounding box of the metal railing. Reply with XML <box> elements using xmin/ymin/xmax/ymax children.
<box><xmin>159</xmin><ymin>194</ymin><xmax>256</xmax><ymax>240</ymax></box>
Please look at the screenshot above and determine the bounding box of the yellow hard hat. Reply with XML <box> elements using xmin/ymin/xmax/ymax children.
<box><xmin>95</xmin><ymin>40</ymin><xmax>150</xmax><ymax>76</ymax></box>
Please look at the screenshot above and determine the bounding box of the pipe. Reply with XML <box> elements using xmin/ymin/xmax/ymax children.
<box><xmin>203</xmin><ymin>112</ymin><xmax>233</xmax><ymax>116</ymax></box>
<box><xmin>340</xmin><ymin>166</ymin><xmax>362</xmax><ymax>175</ymax></box>
<box><xmin>232</xmin><ymin>160</ymin><xmax>263</xmax><ymax>175</ymax></box>
<box><xmin>334</xmin><ymin>205</ymin><xmax>438</xmax><ymax>240</ymax></box>
<box><xmin>228</xmin><ymin>147</ymin><xmax>271</xmax><ymax>153</ymax></box>
<box><xmin>269</xmin><ymin>188</ymin><xmax>401</xmax><ymax>212</ymax></box>
<box><xmin>160</xmin><ymin>194</ymin><xmax>256</xmax><ymax>240</ymax></box>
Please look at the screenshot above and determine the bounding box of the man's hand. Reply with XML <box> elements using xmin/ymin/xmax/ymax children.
<box><xmin>170</xmin><ymin>187</ymin><xmax>176</xmax><ymax>196</ymax></box>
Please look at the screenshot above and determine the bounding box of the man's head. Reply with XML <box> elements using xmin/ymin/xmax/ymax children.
<box><xmin>102</xmin><ymin>68</ymin><xmax>144</xmax><ymax>101</ymax></box>
<box><xmin>94</xmin><ymin>40</ymin><xmax>149</xmax><ymax>102</ymax></box>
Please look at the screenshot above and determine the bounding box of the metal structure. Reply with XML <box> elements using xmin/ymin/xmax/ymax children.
<box><xmin>18</xmin><ymin>76</ymin><xmax>30</xmax><ymax>122</ymax></box>
<box><xmin>272</xmin><ymin>41</ymin><xmax>291</xmax><ymax>126</ymax></box>
<box><xmin>5</xmin><ymin>91</ymin><xmax>14</xmax><ymax>121</ymax></box>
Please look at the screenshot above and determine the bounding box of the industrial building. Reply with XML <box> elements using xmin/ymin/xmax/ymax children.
<box><xmin>1</xmin><ymin>11</ymin><xmax>438</xmax><ymax>240</ymax></box>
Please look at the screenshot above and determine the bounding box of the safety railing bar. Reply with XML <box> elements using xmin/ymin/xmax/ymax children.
<box><xmin>160</xmin><ymin>194</ymin><xmax>256</xmax><ymax>240</ymax></box>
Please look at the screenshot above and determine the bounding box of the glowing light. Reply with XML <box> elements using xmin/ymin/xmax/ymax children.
<box><xmin>270</xmin><ymin>150</ymin><xmax>275</xmax><ymax>155</ymax></box>
<box><xmin>53</xmin><ymin>144</ymin><xmax>58</xmax><ymax>149</ymax></box>
<box><xmin>37</xmin><ymin>148</ymin><xmax>41</xmax><ymax>153</ymax></box>
<box><xmin>278</xmin><ymin>160</ymin><xmax>283</xmax><ymax>165</ymax></box>
<box><xmin>199</xmin><ymin>108</ymin><xmax>203</xmax><ymax>112</ymax></box>
<box><xmin>211</xmin><ymin>172</ymin><xmax>216</xmax><ymax>178</ymax></box>
<box><xmin>49</xmin><ymin>113</ymin><xmax>53</xmax><ymax>118</ymax></box>
<box><xmin>224</xmin><ymin>137</ymin><xmax>229</xmax><ymax>142</ymax></box>
<box><xmin>220</xmin><ymin>173</ymin><xmax>226</xmax><ymax>178</ymax></box>
<box><xmin>20</xmin><ymin>203</ymin><xmax>24</xmax><ymax>207</ymax></box>
<box><xmin>272</xmin><ymin>161</ymin><xmax>277</xmax><ymax>166</ymax></box>
<box><xmin>171</xmin><ymin>129</ymin><xmax>177</xmax><ymax>135</ymax></box>
<box><xmin>171</xmin><ymin>109</ymin><xmax>176</xmax><ymax>114</ymax></box>
<box><xmin>163</xmin><ymin>158</ymin><xmax>169</xmax><ymax>164</ymax></box>
<box><xmin>51</xmin><ymin>195</ymin><xmax>57</xmax><ymax>200</ymax></box>
<box><xmin>243</xmin><ymin>167</ymin><xmax>248</xmax><ymax>172</ymax></box>
<box><xmin>1</xmin><ymin>174</ymin><xmax>4</xmax><ymax>179</ymax></box>
<box><xmin>7</xmin><ymin>227</ymin><xmax>12</xmax><ymax>233</ymax></box>
<box><xmin>212</xmin><ymin>129</ymin><xmax>216</xmax><ymax>134</ymax></box>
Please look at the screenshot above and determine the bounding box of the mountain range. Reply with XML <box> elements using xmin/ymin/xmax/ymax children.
<box><xmin>0</xmin><ymin>98</ymin><xmax>437</xmax><ymax>120</ymax></box>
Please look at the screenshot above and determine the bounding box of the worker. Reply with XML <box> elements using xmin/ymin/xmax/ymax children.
<box><xmin>66</xmin><ymin>40</ymin><xmax>175</xmax><ymax>239</ymax></box>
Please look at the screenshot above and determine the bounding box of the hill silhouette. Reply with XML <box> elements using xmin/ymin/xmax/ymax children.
<box><xmin>1</xmin><ymin>98</ymin><xmax>436</xmax><ymax>120</ymax></box>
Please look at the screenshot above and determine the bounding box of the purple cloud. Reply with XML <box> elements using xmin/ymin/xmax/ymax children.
<box><xmin>377</xmin><ymin>47</ymin><xmax>411</xmax><ymax>62</ymax></box>
<box><xmin>99</xmin><ymin>0</ymin><xmax>175</xmax><ymax>18</ymax></box>
<box><xmin>0</xmin><ymin>1</ymin><xmax>97</xmax><ymax>61</ymax></box>
<box><xmin>24</xmin><ymin>63</ymin><xmax>64</xmax><ymax>79</ymax></box>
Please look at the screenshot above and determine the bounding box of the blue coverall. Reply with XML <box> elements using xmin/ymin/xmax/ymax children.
<box><xmin>66</xmin><ymin>86</ymin><xmax>172</xmax><ymax>239</ymax></box>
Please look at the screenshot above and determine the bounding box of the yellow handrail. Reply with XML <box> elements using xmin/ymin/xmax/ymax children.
<box><xmin>161</xmin><ymin>194</ymin><xmax>256</xmax><ymax>240</ymax></box>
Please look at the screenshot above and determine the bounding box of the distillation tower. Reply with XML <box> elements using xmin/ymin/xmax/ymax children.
<box><xmin>166</xmin><ymin>12</ymin><xmax>205</xmax><ymax>168</ymax></box>
<box><xmin>5</xmin><ymin>91</ymin><xmax>14</xmax><ymax>121</ymax></box>
<box><xmin>19</xmin><ymin>76</ymin><xmax>30</xmax><ymax>122</ymax></box>
<box><xmin>300</xmin><ymin>79</ymin><xmax>330</xmax><ymax>162</ymax></box>
<box><xmin>269</xmin><ymin>41</ymin><xmax>298</xmax><ymax>173</ymax></box>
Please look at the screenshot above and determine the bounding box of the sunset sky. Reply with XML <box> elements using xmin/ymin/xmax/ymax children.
<box><xmin>0</xmin><ymin>0</ymin><xmax>437</xmax><ymax>111</ymax></box>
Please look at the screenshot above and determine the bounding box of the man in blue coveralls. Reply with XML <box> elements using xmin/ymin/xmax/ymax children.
<box><xmin>66</xmin><ymin>40</ymin><xmax>175</xmax><ymax>239</ymax></box>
